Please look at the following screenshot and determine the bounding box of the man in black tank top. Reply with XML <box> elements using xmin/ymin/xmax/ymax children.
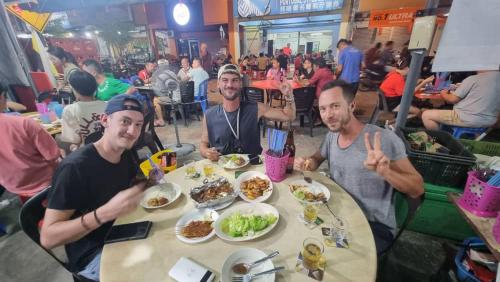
<box><xmin>200</xmin><ymin>64</ymin><xmax>296</xmax><ymax>160</ymax></box>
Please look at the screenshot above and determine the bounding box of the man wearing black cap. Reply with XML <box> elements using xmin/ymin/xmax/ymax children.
<box><xmin>200</xmin><ymin>64</ymin><xmax>296</xmax><ymax>161</ymax></box>
<box><xmin>41</xmin><ymin>94</ymin><xmax>146</xmax><ymax>281</ymax></box>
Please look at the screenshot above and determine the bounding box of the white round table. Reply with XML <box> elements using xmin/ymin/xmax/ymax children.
<box><xmin>100</xmin><ymin>159</ymin><xmax>377</xmax><ymax>281</ymax></box>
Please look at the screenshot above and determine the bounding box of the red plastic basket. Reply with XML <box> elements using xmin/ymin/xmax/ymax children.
<box><xmin>458</xmin><ymin>171</ymin><xmax>500</xmax><ymax>217</ymax></box>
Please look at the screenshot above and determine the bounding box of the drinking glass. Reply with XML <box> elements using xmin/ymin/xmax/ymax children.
<box><xmin>203</xmin><ymin>163</ymin><xmax>215</xmax><ymax>178</ymax></box>
<box><xmin>184</xmin><ymin>160</ymin><xmax>199</xmax><ymax>179</ymax></box>
<box><xmin>303</xmin><ymin>202</ymin><xmax>319</xmax><ymax>224</ymax></box>
<box><xmin>302</xmin><ymin>237</ymin><xmax>324</xmax><ymax>270</ymax></box>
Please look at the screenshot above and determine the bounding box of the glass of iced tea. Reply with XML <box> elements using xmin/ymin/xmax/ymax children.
<box><xmin>303</xmin><ymin>203</ymin><xmax>319</xmax><ymax>224</ymax></box>
<box><xmin>302</xmin><ymin>238</ymin><xmax>324</xmax><ymax>270</ymax></box>
<box><xmin>203</xmin><ymin>163</ymin><xmax>215</xmax><ymax>178</ymax></box>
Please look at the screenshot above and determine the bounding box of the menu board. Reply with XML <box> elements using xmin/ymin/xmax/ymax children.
<box><xmin>235</xmin><ymin>0</ymin><xmax>344</xmax><ymax>17</ymax></box>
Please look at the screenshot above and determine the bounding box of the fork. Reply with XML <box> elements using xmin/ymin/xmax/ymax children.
<box><xmin>322</xmin><ymin>199</ymin><xmax>345</xmax><ymax>227</ymax></box>
<box><xmin>232</xmin><ymin>266</ymin><xmax>285</xmax><ymax>282</ymax></box>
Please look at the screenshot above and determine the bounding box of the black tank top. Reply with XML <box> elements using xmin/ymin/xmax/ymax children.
<box><xmin>206</xmin><ymin>102</ymin><xmax>262</xmax><ymax>155</ymax></box>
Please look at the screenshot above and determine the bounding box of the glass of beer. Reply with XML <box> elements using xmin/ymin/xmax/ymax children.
<box><xmin>203</xmin><ymin>163</ymin><xmax>215</xmax><ymax>178</ymax></box>
<box><xmin>302</xmin><ymin>238</ymin><xmax>324</xmax><ymax>270</ymax></box>
<box><xmin>303</xmin><ymin>203</ymin><xmax>319</xmax><ymax>224</ymax></box>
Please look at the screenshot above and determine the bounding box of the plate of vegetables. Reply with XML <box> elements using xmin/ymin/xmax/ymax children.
<box><xmin>214</xmin><ymin>202</ymin><xmax>279</xmax><ymax>242</ymax></box>
<box><xmin>218</xmin><ymin>154</ymin><xmax>250</xmax><ymax>170</ymax></box>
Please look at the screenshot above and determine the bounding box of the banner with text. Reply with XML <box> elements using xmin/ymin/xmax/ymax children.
<box><xmin>6</xmin><ymin>4</ymin><xmax>51</xmax><ymax>33</ymax></box>
<box><xmin>368</xmin><ymin>7</ymin><xmax>418</xmax><ymax>29</ymax></box>
<box><xmin>235</xmin><ymin>0</ymin><xmax>343</xmax><ymax>18</ymax></box>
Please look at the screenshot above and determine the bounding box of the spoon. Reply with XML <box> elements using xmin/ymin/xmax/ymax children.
<box><xmin>232</xmin><ymin>250</ymin><xmax>279</xmax><ymax>275</ymax></box>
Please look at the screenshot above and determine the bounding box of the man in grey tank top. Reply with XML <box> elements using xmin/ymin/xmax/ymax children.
<box><xmin>295</xmin><ymin>80</ymin><xmax>424</xmax><ymax>255</ymax></box>
<box><xmin>200</xmin><ymin>64</ymin><xmax>296</xmax><ymax>160</ymax></box>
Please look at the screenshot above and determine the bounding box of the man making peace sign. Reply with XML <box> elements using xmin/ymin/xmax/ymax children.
<box><xmin>295</xmin><ymin>80</ymin><xmax>424</xmax><ymax>255</ymax></box>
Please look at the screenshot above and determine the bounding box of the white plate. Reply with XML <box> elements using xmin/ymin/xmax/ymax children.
<box><xmin>214</xmin><ymin>202</ymin><xmax>279</xmax><ymax>242</ymax></box>
<box><xmin>140</xmin><ymin>182</ymin><xmax>181</xmax><ymax>209</ymax></box>
<box><xmin>236</xmin><ymin>171</ymin><xmax>273</xmax><ymax>203</ymax></box>
<box><xmin>221</xmin><ymin>248</ymin><xmax>275</xmax><ymax>282</ymax></box>
<box><xmin>288</xmin><ymin>179</ymin><xmax>331</xmax><ymax>204</ymax></box>
<box><xmin>218</xmin><ymin>154</ymin><xmax>250</xmax><ymax>170</ymax></box>
<box><xmin>175</xmin><ymin>209</ymin><xmax>219</xmax><ymax>244</ymax></box>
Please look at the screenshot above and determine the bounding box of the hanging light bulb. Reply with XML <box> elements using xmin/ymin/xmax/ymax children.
<box><xmin>173</xmin><ymin>2</ymin><xmax>190</xmax><ymax>26</ymax></box>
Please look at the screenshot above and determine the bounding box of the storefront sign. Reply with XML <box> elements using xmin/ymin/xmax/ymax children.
<box><xmin>235</xmin><ymin>0</ymin><xmax>343</xmax><ymax>17</ymax></box>
<box><xmin>368</xmin><ymin>7</ymin><xmax>418</xmax><ymax>28</ymax></box>
<box><xmin>6</xmin><ymin>4</ymin><xmax>51</xmax><ymax>33</ymax></box>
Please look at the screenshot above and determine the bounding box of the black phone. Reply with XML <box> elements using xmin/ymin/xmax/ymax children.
<box><xmin>104</xmin><ymin>221</ymin><xmax>152</xmax><ymax>244</ymax></box>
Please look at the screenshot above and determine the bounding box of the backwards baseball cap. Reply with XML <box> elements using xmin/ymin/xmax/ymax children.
<box><xmin>105</xmin><ymin>94</ymin><xmax>143</xmax><ymax>115</ymax></box>
<box><xmin>217</xmin><ymin>64</ymin><xmax>242</xmax><ymax>80</ymax></box>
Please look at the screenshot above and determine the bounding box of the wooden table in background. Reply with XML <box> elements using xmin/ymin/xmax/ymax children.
<box><xmin>100</xmin><ymin>159</ymin><xmax>377</xmax><ymax>282</ymax></box>
<box><xmin>22</xmin><ymin>112</ymin><xmax>61</xmax><ymax>136</ymax></box>
<box><xmin>448</xmin><ymin>192</ymin><xmax>500</xmax><ymax>261</ymax></box>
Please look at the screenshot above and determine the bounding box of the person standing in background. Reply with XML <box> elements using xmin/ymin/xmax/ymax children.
<box><xmin>200</xmin><ymin>43</ymin><xmax>212</xmax><ymax>73</ymax></box>
<box><xmin>283</xmin><ymin>43</ymin><xmax>292</xmax><ymax>57</ymax></box>
<box><xmin>336</xmin><ymin>39</ymin><xmax>363</xmax><ymax>95</ymax></box>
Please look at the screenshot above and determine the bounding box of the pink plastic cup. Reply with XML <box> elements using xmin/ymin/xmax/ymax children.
<box><xmin>264</xmin><ymin>150</ymin><xmax>290</xmax><ymax>182</ymax></box>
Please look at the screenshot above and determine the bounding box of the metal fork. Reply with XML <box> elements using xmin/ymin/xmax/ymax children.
<box><xmin>322</xmin><ymin>199</ymin><xmax>345</xmax><ymax>227</ymax></box>
<box><xmin>232</xmin><ymin>266</ymin><xmax>285</xmax><ymax>282</ymax></box>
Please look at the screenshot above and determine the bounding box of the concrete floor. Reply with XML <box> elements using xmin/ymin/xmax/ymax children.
<box><xmin>0</xmin><ymin>89</ymin><xmax>458</xmax><ymax>282</ymax></box>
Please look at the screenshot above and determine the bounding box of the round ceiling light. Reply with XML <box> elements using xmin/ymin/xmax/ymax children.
<box><xmin>173</xmin><ymin>3</ymin><xmax>190</xmax><ymax>26</ymax></box>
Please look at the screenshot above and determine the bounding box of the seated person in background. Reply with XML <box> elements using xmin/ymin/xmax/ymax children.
<box><xmin>41</xmin><ymin>95</ymin><xmax>146</xmax><ymax>281</ymax></box>
<box><xmin>266</xmin><ymin>59</ymin><xmax>282</xmax><ymax>81</ymax></box>
<box><xmin>306</xmin><ymin>58</ymin><xmax>334</xmax><ymax>98</ymax></box>
<box><xmin>200</xmin><ymin>65</ymin><xmax>296</xmax><ymax>160</ymax></box>
<box><xmin>240</xmin><ymin>56</ymin><xmax>250</xmax><ymax>74</ymax></box>
<box><xmin>422</xmin><ymin>71</ymin><xmax>500</xmax><ymax>130</ymax></box>
<box><xmin>0</xmin><ymin>82</ymin><xmax>60</xmax><ymax>202</ymax></box>
<box><xmin>188</xmin><ymin>58</ymin><xmax>210</xmax><ymax>100</ymax></box>
<box><xmin>364</xmin><ymin>42</ymin><xmax>382</xmax><ymax>68</ymax></box>
<box><xmin>137</xmin><ymin>61</ymin><xmax>156</xmax><ymax>84</ymax></box>
<box><xmin>6</xmin><ymin>101</ymin><xmax>27</xmax><ymax>112</ymax></box>
<box><xmin>298</xmin><ymin>58</ymin><xmax>315</xmax><ymax>80</ymax></box>
<box><xmin>295</xmin><ymin>80</ymin><xmax>424</xmax><ymax>255</ymax></box>
<box><xmin>294</xmin><ymin>53</ymin><xmax>303</xmax><ymax>71</ymax></box>
<box><xmin>257</xmin><ymin>53</ymin><xmax>269</xmax><ymax>72</ymax></box>
<box><xmin>379</xmin><ymin>58</ymin><xmax>434</xmax><ymax>116</ymax></box>
<box><xmin>60</xmin><ymin>70</ymin><xmax>106</xmax><ymax>149</ymax></box>
<box><xmin>82</xmin><ymin>59</ymin><xmax>136</xmax><ymax>101</ymax></box>
<box><xmin>177</xmin><ymin>57</ymin><xmax>192</xmax><ymax>81</ymax></box>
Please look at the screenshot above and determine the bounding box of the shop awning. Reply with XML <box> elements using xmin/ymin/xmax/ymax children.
<box><xmin>5</xmin><ymin>0</ymin><xmax>158</xmax><ymax>13</ymax></box>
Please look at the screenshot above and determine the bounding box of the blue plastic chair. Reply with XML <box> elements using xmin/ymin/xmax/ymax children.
<box><xmin>196</xmin><ymin>79</ymin><xmax>209</xmax><ymax>113</ymax></box>
<box><xmin>441</xmin><ymin>125</ymin><xmax>488</xmax><ymax>139</ymax></box>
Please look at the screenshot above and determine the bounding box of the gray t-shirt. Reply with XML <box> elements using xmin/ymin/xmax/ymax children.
<box><xmin>454</xmin><ymin>71</ymin><xmax>500</xmax><ymax>127</ymax></box>
<box><xmin>320</xmin><ymin>124</ymin><xmax>407</xmax><ymax>234</ymax></box>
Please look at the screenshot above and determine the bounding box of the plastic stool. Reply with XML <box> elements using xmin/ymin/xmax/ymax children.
<box><xmin>450</xmin><ymin>126</ymin><xmax>487</xmax><ymax>139</ymax></box>
<box><xmin>441</xmin><ymin>125</ymin><xmax>488</xmax><ymax>139</ymax></box>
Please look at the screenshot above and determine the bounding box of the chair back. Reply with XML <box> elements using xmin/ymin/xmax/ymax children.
<box><xmin>293</xmin><ymin>87</ymin><xmax>315</xmax><ymax>114</ymax></box>
<box><xmin>197</xmin><ymin>79</ymin><xmax>209</xmax><ymax>100</ymax></box>
<box><xmin>367</xmin><ymin>91</ymin><xmax>381</xmax><ymax>124</ymax></box>
<box><xmin>30</xmin><ymin>72</ymin><xmax>54</xmax><ymax>93</ymax></box>
<box><xmin>391</xmin><ymin>192</ymin><xmax>425</xmax><ymax>252</ymax></box>
<box><xmin>9</xmin><ymin>85</ymin><xmax>37</xmax><ymax>112</ymax></box>
<box><xmin>377</xmin><ymin>89</ymin><xmax>389</xmax><ymax>112</ymax></box>
<box><xmin>243</xmin><ymin>87</ymin><xmax>265</xmax><ymax>103</ymax></box>
<box><xmin>180</xmin><ymin>81</ymin><xmax>195</xmax><ymax>103</ymax></box>
<box><xmin>19</xmin><ymin>189</ymin><xmax>97</xmax><ymax>281</ymax></box>
<box><xmin>19</xmin><ymin>188</ymin><xmax>71</xmax><ymax>270</ymax></box>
